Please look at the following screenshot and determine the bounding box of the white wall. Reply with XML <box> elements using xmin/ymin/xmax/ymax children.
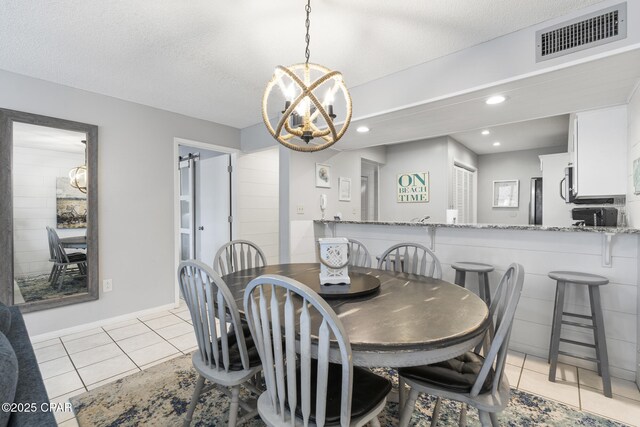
<box><xmin>285</xmin><ymin>146</ymin><xmax>386</xmax><ymax>263</ymax></box>
<box><xmin>379</xmin><ymin>137</ymin><xmax>475</xmax><ymax>223</ymax></box>
<box><xmin>13</xmin><ymin>146</ymin><xmax>85</xmax><ymax>276</ymax></box>
<box><xmin>627</xmin><ymin>85</ymin><xmax>640</xmax><ymax>227</ymax></box>
<box><xmin>236</xmin><ymin>147</ymin><xmax>280</xmax><ymax>264</ymax></box>
<box><xmin>477</xmin><ymin>146</ymin><xmax>566</xmax><ymax>224</ymax></box>
<box><xmin>626</xmin><ymin>83</ymin><xmax>640</xmax><ymax>385</ymax></box>
<box><xmin>0</xmin><ymin>69</ymin><xmax>240</xmax><ymax>335</ymax></box>
<box><xmin>380</xmin><ymin>137</ymin><xmax>448</xmax><ymax>222</ymax></box>
<box><xmin>288</xmin><ymin>146</ymin><xmax>387</xmax><ymax>223</ymax></box>
<box><xmin>316</xmin><ymin>222</ymin><xmax>639</xmax><ymax>381</ymax></box>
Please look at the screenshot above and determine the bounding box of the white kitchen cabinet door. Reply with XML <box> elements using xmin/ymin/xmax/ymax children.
<box><xmin>575</xmin><ymin>105</ymin><xmax>627</xmax><ymax>198</ymax></box>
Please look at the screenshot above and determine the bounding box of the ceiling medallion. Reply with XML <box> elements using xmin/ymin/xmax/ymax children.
<box><xmin>262</xmin><ymin>0</ymin><xmax>352</xmax><ymax>152</ymax></box>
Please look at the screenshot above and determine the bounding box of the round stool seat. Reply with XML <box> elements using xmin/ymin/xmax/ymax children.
<box><xmin>548</xmin><ymin>271</ymin><xmax>609</xmax><ymax>286</ymax></box>
<box><xmin>452</xmin><ymin>262</ymin><xmax>494</xmax><ymax>273</ymax></box>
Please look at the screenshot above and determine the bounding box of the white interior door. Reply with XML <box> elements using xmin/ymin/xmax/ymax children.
<box><xmin>178</xmin><ymin>157</ymin><xmax>196</xmax><ymax>261</ymax></box>
<box><xmin>195</xmin><ymin>153</ymin><xmax>231</xmax><ymax>263</ymax></box>
<box><xmin>454</xmin><ymin>165</ymin><xmax>476</xmax><ymax>224</ymax></box>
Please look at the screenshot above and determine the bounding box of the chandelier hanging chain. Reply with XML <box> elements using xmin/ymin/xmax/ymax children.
<box><xmin>304</xmin><ymin>0</ymin><xmax>311</xmax><ymax>64</ymax></box>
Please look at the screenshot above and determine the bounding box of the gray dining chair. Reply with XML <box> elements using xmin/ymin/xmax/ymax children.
<box><xmin>378</xmin><ymin>242</ymin><xmax>442</xmax><ymax>279</ymax></box>
<box><xmin>178</xmin><ymin>260</ymin><xmax>262</xmax><ymax>426</ymax></box>
<box><xmin>46</xmin><ymin>226</ymin><xmax>87</xmax><ymax>290</ymax></box>
<box><xmin>348</xmin><ymin>238</ymin><xmax>372</xmax><ymax>268</ymax></box>
<box><xmin>243</xmin><ymin>274</ymin><xmax>392</xmax><ymax>427</ymax></box>
<box><xmin>397</xmin><ymin>263</ymin><xmax>525</xmax><ymax>427</ymax></box>
<box><xmin>214</xmin><ymin>240</ymin><xmax>267</xmax><ymax>276</ymax></box>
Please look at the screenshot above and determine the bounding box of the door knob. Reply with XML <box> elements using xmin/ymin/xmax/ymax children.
<box><xmin>198</xmin><ymin>226</ymin><xmax>204</xmax><ymax>231</ymax></box>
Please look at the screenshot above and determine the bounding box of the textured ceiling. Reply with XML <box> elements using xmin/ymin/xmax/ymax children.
<box><xmin>339</xmin><ymin>48</ymin><xmax>640</xmax><ymax>152</ymax></box>
<box><xmin>13</xmin><ymin>122</ymin><xmax>86</xmax><ymax>153</ymax></box>
<box><xmin>0</xmin><ymin>0</ymin><xmax>603</xmax><ymax>128</ymax></box>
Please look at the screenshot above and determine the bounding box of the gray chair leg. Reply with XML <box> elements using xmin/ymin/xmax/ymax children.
<box><xmin>489</xmin><ymin>412</ymin><xmax>500</xmax><ymax>426</ymax></box>
<box><xmin>589</xmin><ymin>286</ymin><xmax>612</xmax><ymax>398</ymax></box>
<box><xmin>588</xmin><ymin>287</ymin><xmax>603</xmax><ymax>377</ymax></box>
<box><xmin>57</xmin><ymin>265</ymin><xmax>68</xmax><ymax>291</ymax></box>
<box><xmin>228</xmin><ymin>385</ymin><xmax>240</xmax><ymax>427</ymax></box>
<box><xmin>454</xmin><ymin>270</ymin><xmax>466</xmax><ymax>287</ymax></box>
<box><xmin>477</xmin><ymin>273</ymin><xmax>486</xmax><ymax>303</ymax></box>
<box><xmin>184</xmin><ymin>375</ymin><xmax>205</xmax><ymax>427</ymax></box>
<box><xmin>50</xmin><ymin>265</ymin><xmax>61</xmax><ymax>286</ymax></box>
<box><xmin>430</xmin><ymin>397</ymin><xmax>442</xmax><ymax>427</ymax></box>
<box><xmin>548</xmin><ymin>282</ymin><xmax>566</xmax><ymax>382</ymax></box>
<box><xmin>478</xmin><ymin>410</ymin><xmax>492</xmax><ymax>427</ymax></box>
<box><xmin>399</xmin><ymin>389</ymin><xmax>420</xmax><ymax>427</ymax></box>
<box><xmin>548</xmin><ymin>283</ymin><xmax>560</xmax><ymax>363</ymax></box>
<box><xmin>399</xmin><ymin>376</ymin><xmax>406</xmax><ymax>410</ymax></box>
<box><xmin>458</xmin><ymin>403</ymin><xmax>467</xmax><ymax>426</ymax></box>
<box><xmin>478</xmin><ymin>272</ymin><xmax>491</xmax><ymax>306</ymax></box>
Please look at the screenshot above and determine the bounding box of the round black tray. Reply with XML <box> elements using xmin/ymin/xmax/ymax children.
<box><xmin>294</xmin><ymin>270</ymin><xmax>381</xmax><ymax>300</ymax></box>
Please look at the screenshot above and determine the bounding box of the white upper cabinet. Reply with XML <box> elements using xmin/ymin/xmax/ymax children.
<box><xmin>570</xmin><ymin>105</ymin><xmax>627</xmax><ymax>198</ymax></box>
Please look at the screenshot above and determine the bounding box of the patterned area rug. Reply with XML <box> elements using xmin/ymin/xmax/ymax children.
<box><xmin>70</xmin><ymin>354</ymin><xmax>628</xmax><ymax>427</ymax></box>
<box><xmin>15</xmin><ymin>272</ymin><xmax>87</xmax><ymax>303</ymax></box>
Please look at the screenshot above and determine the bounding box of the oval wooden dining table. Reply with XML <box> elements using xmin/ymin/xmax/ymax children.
<box><xmin>60</xmin><ymin>235</ymin><xmax>87</xmax><ymax>250</ymax></box>
<box><xmin>222</xmin><ymin>263</ymin><xmax>490</xmax><ymax>369</ymax></box>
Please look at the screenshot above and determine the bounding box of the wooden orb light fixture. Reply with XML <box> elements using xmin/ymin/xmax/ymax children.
<box><xmin>262</xmin><ymin>0</ymin><xmax>352</xmax><ymax>152</ymax></box>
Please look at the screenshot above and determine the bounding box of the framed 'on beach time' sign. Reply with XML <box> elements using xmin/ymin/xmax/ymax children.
<box><xmin>397</xmin><ymin>172</ymin><xmax>429</xmax><ymax>203</ymax></box>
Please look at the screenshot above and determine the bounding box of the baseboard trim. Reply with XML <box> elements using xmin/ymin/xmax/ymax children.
<box><xmin>29</xmin><ymin>302</ymin><xmax>179</xmax><ymax>343</ymax></box>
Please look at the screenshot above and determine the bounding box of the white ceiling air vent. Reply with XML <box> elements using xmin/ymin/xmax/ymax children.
<box><xmin>536</xmin><ymin>3</ymin><xmax>627</xmax><ymax>62</ymax></box>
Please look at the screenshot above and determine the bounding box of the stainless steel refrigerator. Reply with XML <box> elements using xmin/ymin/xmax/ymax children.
<box><xmin>529</xmin><ymin>177</ymin><xmax>543</xmax><ymax>225</ymax></box>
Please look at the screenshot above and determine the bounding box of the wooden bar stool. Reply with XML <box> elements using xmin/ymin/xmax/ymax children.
<box><xmin>548</xmin><ymin>271</ymin><xmax>612</xmax><ymax>398</ymax></box>
<box><xmin>451</xmin><ymin>262</ymin><xmax>494</xmax><ymax>305</ymax></box>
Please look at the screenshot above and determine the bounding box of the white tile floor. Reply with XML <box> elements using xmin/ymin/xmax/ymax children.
<box><xmin>31</xmin><ymin>301</ymin><xmax>640</xmax><ymax>427</ymax></box>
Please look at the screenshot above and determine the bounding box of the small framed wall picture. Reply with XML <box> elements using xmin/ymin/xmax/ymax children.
<box><xmin>338</xmin><ymin>177</ymin><xmax>351</xmax><ymax>201</ymax></box>
<box><xmin>492</xmin><ymin>180</ymin><xmax>519</xmax><ymax>208</ymax></box>
<box><xmin>316</xmin><ymin>163</ymin><xmax>331</xmax><ymax>188</ymax></box>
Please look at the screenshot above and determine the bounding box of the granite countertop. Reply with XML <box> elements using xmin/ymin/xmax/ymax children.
<box><xmin>314</xmin><ymin>220</ymin><xmax>640</xmax><ymax>234</ymax></box>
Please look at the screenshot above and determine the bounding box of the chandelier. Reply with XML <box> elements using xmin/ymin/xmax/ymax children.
<box><xmin>262</xmin><ymin>0</ymin><xmax>352</xmax><ymax>152</ymax></box>
<box><xmin>68</xmin><ymin>140</ymin><xmax>87</xmax><ymax>194</ymax></box>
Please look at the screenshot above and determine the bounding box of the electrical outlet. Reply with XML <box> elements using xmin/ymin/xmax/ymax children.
<box><xmin>103</xmin><ymin>279</ymin><xmax>113</xmax><ymax>292</ymax></box>
<box><xmin>296</xmin><ymin>205</ymin><xmax>304</xmax><ymax>214</ymax></box>
<box><xmin>352</xmin><ymin>208</ymin><xmax>357</xmax><ymax>215</ymax></box>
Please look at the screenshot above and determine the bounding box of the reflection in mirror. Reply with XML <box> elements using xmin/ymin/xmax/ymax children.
<box><xmin>12</xmin><ymin>123</ymin><xmax>89</xmax><ymax>304</ymax></box>
<box><xmin>0</xmin><ymin>109</ymin><xmax>98</xmax><ymax>312</ymax></box>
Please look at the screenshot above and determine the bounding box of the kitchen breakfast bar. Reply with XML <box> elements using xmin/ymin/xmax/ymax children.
<box><xmin>309</xmin><ymin>220</ymin><xmax>640</xmax><ymax>384</ymax></box>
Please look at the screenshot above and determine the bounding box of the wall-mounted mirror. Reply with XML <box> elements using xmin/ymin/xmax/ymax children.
<box><xmin>0</xmin><ymin>109</ymin><xmax>98</xmax><ymax>312</ymax></box>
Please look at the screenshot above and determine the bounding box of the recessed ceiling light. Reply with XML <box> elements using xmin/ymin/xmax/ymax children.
<box><xmin>486</xmin><ymin>95</ymin><xmax>506</xmax><ymax>105</ymax></box>
<box><xmin>481</xmin><ymin>130</ymin><xmax>490</xmax><ymax>135</ymax></box>
<box><xmin>356</xmin><ymin>126</ymin><xmax>370</xmax><ymax>133</ymax></box>
<box><xmin>493</xmin><ymin>142</ymin><xmax>501</xmax><ymax>146</ymax></box>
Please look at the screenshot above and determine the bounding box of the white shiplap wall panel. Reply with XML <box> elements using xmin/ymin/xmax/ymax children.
<box><xmin>236</xmin><ymin>147</ymin><xmax>279</xmax><ymax>264</ymax></box>
<box><xmin>13</xmin><ymin>146</ymin><xmax>85</xmax><ymax>277</ymax></box>
<box><xmin>310</xmin><ymin>221</ymin><xmax>639</xmax><ymax>380</ymax></box>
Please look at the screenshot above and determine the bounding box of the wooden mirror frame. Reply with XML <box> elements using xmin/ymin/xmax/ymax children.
<box><xmin>0</xmin><ymin>109</ymin><xmax>99</xmax><ymax>312</ymax></box>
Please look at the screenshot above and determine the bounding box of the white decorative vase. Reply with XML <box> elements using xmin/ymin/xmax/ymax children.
<box><xmin>318</xmin><ymin>237</ymin><xmax>351</xmax><ymax>285</ymax></box>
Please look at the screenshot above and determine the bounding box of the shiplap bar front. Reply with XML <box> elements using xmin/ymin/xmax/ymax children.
<box><xmin>311</xmin><ymin>220</ymin><xmax>640</xmax><ymax>382</ymax></box>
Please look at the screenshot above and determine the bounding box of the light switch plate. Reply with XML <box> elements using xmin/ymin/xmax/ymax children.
<box><xmin>103</xmin><ymin>279</ymin><xmax>113</xmax><ymax>292</ymax></box>
<box><xmin>296</xmin><ymin>205</ymin><xmax>304</xmax><ymax>214</ymax></box>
